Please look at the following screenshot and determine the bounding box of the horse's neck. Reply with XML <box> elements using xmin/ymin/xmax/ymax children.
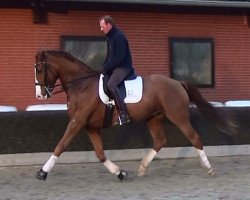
<box><xmin>55</xmin><ymin>58</ymin><xmax>96</xmax><ymax>90</ymax></box>
<box><xmin>57</xmin><ymin>58</ymin><xmax>91</xmax><ymax>77</ymax></box>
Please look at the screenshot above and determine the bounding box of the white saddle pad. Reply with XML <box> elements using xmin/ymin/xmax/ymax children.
<box><xmin>99</xmin><ymin>74</ymin><xmax>143</xmax><ymax>105</ymax></box>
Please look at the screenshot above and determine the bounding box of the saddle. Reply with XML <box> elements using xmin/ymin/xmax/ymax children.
<box><xmin>98</xmin><ymin>74</ymin><xmax>143</xmax><ymax>105</ymax></box>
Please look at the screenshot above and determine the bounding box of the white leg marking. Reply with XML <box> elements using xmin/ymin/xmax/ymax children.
<box><xmin>197</xmin><ymin>148</ymin><xmax>215</xmax><ymax>175</ymax></box>
<box><xmin>103</xmin><ymin>159</ymin><xmax>120</xmax><ymax>175</ymax></box>
<box><xmin>138</xmin><ymin>149</ymin><xmax>157</xmax><ymax>176</ymax></box>
<box><xmin>42</xmin><ymin>155</ymin><xmax>58</xmax><ymax>173</ymax></box>
<box><xmin>197</xmin><ymin>149</ymin><xmax>211</xmax><ymax>169</ymax></box>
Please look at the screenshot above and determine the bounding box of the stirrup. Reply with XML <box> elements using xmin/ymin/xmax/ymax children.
<box><xmin>120</xmin><ymin>114</ymin><xmax>131</xmax><ymax>125</ymax></box>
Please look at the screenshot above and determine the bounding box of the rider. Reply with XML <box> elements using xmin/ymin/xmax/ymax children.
<box><xmin>99</xmin><ymin>15</ymin><xmax>136</xmax><ymax>125</ymax></box>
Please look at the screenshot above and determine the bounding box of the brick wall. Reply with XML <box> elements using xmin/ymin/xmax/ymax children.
<box><xmin>0</xmin><ymin>9</ymin><xmax>250</xmax><ymax>110</ymax></box>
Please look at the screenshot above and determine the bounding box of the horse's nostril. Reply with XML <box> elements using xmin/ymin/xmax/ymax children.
<box><xmin>36</xmin><ymin>95</ymin><xmax>43</xmax><ymax>99</ymax></box>
<box><xmin>36</xmin><ymin>94</ymin><xmax>47</xmax><ymax>99</ymax></box>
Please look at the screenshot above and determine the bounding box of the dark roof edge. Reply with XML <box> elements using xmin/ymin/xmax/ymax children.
<box><xmin>45</xmin><ymin>0</ymin><xmax>250</xmax><ymax>8</ymax></box>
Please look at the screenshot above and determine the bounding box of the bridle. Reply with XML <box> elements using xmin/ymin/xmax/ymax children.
<box><xmin>34</xmin><ymin>59</ymin><xmax>98</xmax><ymax>97</ymax></box>
<box><xmin>34</xmin><ymin>60</ymin><xmax>58</xmax><ymax>97</ymax></box>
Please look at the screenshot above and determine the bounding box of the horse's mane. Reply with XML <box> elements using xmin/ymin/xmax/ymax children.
<box><xmin>40</xmin><ymin>49</ymin><xmax>99</xmax><ymax>74</ymax></box>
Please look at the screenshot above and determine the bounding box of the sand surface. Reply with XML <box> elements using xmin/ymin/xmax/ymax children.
<box><xmin>0</xmin><ymin>155</ymin><xmax>249</xmax><ymax>200</ymax></box>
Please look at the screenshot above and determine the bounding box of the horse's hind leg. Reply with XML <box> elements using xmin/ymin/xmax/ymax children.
<box><xmin>138</xmin><ymin>115</ymin><xmax>166</xmax><ymax>176</ymax></box>
<box><xmin>179</xmin><ymin>122</ymin><xmax>215</xmax><ymax>175</ymax></box>
<box><xmin>88</xmin><ymin>130</ymin><xmax>127</xmax><ymax>181</ymax></box>
<box><xmin>168</xmin><ymin>109</ymin><xmax>215</xmax><ymax>176</ymax></box>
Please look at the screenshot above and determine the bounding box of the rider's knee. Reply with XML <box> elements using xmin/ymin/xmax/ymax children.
<box><xmin>107</xmin><ymin>81</ymin><xmax>114</xmax><ymax>91</ymax></box>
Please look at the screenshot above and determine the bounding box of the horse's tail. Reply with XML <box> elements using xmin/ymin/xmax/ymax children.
<box><xmin>181</xmin><ymin>81</ymin><xmax>238</xmax><ymax>137</ymax></box>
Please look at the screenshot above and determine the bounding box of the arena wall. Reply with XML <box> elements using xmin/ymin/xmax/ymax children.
<box><xmin>0</xmin><ymin>107</ymin><xmax>249</xmax><ymax>154</ymax></box>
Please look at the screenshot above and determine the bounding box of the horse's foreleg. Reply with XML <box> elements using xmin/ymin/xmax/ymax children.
<box><xmin>88</xmin><ymin>130</ymin><xmax>127</xmax><ymax>181</ymax></box>
<box><xmin>36</xmin><ymin>118</ymin><xmax>83</xmax><ymax>181</ymax></box>
<box><xmin>138</xmin><ymin>116</ymin><xmax>166</xmax><ymax>177</ymax></box>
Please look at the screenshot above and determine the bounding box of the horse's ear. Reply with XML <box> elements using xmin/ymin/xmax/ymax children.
<box><xmin>41</xmin><ymin>49</ymin><xmax>46</xmax><ymax>59</ymax></box>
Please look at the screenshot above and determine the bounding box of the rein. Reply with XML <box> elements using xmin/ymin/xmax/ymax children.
<box><xmin>52</xmin><ymin>73</ymin><xmax>98</xmax><ymax>95</ymax></box>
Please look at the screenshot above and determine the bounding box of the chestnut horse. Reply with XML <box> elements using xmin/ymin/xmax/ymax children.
<box><xmin>34</xmin><ymin>50</ymin><xmax>237</xmax><ymax>181</ymax></box>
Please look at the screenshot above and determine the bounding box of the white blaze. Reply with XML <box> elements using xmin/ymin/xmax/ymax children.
<box><xmin>35</xmin><ymin>68</ymin><xmax>47</xmax><ymax>99</ymax></box>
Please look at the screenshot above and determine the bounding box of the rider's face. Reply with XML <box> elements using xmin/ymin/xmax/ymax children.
<box><xmin>100</xmin><ymin>19</ymin><xmax>112</xmax><ymax>34</ymax></box>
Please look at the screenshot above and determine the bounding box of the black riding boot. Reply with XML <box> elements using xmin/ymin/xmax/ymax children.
<box><xmin>112</xmin><ymin>88</ymin><xmax>131</xmax><ymax>125</ymax></box>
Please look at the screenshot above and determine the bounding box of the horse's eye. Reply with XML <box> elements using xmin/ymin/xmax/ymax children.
<box><xmin>36</xmin><ymin>69</ymin><xmax>43</xmax><ymax>74</ymax></box>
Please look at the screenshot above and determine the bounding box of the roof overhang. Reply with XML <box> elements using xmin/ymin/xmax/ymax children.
<box><xmin>44</xmin><ymin>0</ymin><xmax>250</xmax><ymax>8</ymax></box>
<box><xmin>1</xmin><ymin>0</ymin><xmax>250</xmax><ymax>9</ymax></box>
<box><xmin>1</xmin><ymin>0</ymin><xmax>250</xmax><ymax>23</ymax></box>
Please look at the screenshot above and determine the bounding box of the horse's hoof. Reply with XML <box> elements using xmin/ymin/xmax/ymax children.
<box><xmin>117</xmin><ymin>170</ymin><xmax>127</xmax><ymax>181</ymax></box>
<box><xmin>207</xmin><ymin>168</ymin><xmax>216</xmax><ymax>176</ymax></box>
<box><xmin>137</xmin><ymin>169</ymin><xmax>145</xmax><ymax>177</ymax></box>
<box><xmin>138</xmin><ymin>165</ymin><xmax>146</xmax><ymax>177</ymax></box>
<box><xmin>200</xmin><ymin>160</ymin><xmax>215</xmax><ymax>176</ymax></box>
<box><xmin>36</xmin><ymin>169</ymin><xmax>48</xmax><ymax>181</ymax></box>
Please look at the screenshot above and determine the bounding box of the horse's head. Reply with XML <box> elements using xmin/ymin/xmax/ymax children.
<box><xmin>34</xmin><ymin>49</ymin><xmax>99</xmax><ymax>99</ymax></box>
<box><xmin>34</xmin><ymin>50</ymin><xmax>58</xmax><ymax>99</ymax></box>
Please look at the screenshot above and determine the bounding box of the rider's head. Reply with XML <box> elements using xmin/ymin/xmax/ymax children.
<box><xmin>99</xmin><ymin>15</ymin><xmax>115</xmax><ymax>34</ymax></box>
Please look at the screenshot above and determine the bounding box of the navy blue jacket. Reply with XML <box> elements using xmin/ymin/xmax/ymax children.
<box><xmin>103</xmin><ymin>26</ymin><xmax>135</xmax><ymax>76</ymax></box>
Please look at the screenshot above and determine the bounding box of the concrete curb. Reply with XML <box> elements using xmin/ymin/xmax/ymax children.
<box><xmin>1</xmin><ymin>144</ymin><xmax>250</xmax><ymax>167</ymax></box>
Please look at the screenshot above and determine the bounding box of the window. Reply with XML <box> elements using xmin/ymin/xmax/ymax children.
<box><xmin>170</xmin><ymin>38</ymin><xmax>214</xmax><ymax>87</ymax></box>
<box><xmin>61</xmin><ymin>36</ymin><xmax>107</xmax><ymax>71</ymax></box>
